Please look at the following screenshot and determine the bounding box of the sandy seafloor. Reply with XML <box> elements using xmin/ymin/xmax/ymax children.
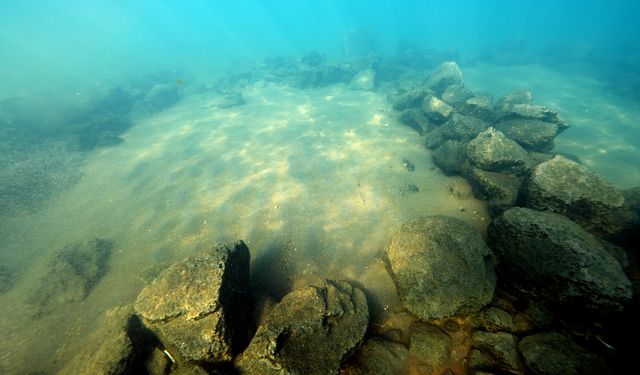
<box><xmin>0</xmin><ymin>62</ymin><xmax>638</xmax><ymax>374</ymax></box>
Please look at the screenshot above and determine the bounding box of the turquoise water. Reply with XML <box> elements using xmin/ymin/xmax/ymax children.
<box><xmin>1</xmin><ymin>1</ymin><xmax>639</xmax><ymax>374</ymax></box>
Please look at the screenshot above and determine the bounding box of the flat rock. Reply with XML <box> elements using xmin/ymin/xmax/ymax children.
<box><xmin>426</xmin><ymin>61</ymin><xmax>464</xmax><ymax>96</ymax></box>
<box><xmin>495</xmin><ymin>119</ymin><xmax>559</xmax><ymax>152</ymax></box>
<box><xmin>465</xmin><ymin>128</ymin><xmax>529</xmax><ymax>174</ymax></box>
<box><xmin>523</xmin><ymin>155</ymin><xmax>625</xmax><ymax>234</ymax></box>
<box><xmin>134</xmin><ymin>241</ymin><xmax>251</xmax><ymax>364</ymax></box>
<box><xmin>519</xmin><ymin>332</ymin><xmax>609</xmax><ymax>375</ymax></box>
<box><xmin>386</xmin><ymin>216</ymin><xmax>496</xmax><ymax>320</ymax></box>
<box><xmin>235</xmin><ymin>279</ymin><xmax>369</xmax><ymax>375</ymax></box>
<box><xmin>423</xmin><ymin>94</ymin><xmax>455</xmax><ymax>124</ymax></box>
<box><xmin>488</xmin><ymin>207</ymin><xmax>632</xmax><ymax>313</ymax></box>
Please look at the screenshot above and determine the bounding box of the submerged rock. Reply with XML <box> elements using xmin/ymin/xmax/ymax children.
<box><xmin>519</xmin><ymin>332</ymin><xmax>609</xmax><ymax>375</ymax></box>
<box><xmin>495</xmin><ymin>118</ymin><xmax>559</xmax><ymax>152</ymax></box>
<box><xmin>409</xmin><ymin>323</ymin><xmax>452</xmax><ymax>370</ymax></box>
<box><xmin>465</xmin><ymin>128</ymin><xmax>529</xmax><ymax>174</ymax></box>
<box><xmin>398</xmin><ymin>108</ymin><xmax>432</xmax><ymax>135</ymax></box>
<box><xmin>460</xmin><ymin>94</ymin><xmax>495</xmax><ymax>122</ymax></box>
<box><xmin>134</xmin><ymin>241</ymin><xmax>251</xmax><ymax>364</ymax></box>
<box><xmin>426</xmin><ymin>61</ymin><xmax>464</xmax><ymax>96</ymax></box>
<box><xmin>236</xmin><ymin>279</ymin><xmax>369</xmax><ymax>375</ymax></box>
<box><xmin>462</xmin><ymin>165</ymin><xmax>522</xmax><ymax>215</ymax></box>
<box><xmin>468</xmin><ymin>331</ymin><xmax>519</xmax><ymax>373</ymax></box>
<box><xmin>425</xmin><ymin>113</ymin><xmax>489</xmax><ymax>149</ymax></box>
<box><xmin>386</xmin><ymin>216</ymin><xmax>496</xmax><ymax>320</ymax></box>
<box><xmin>349</xmin><ymin>68</ymin><xmax>376</xmax><ymax>90</ymax></box>
<box><xmin>342</xmin><ymin>337</ymin><xmax>408</xmax><ymax>375</ymax></box>
<box><xmin>29</xmin><ymin>238</ymin><xmax>113</xmax><ymax>315</ymax></box>
<box><xmin>432</xmin><ymin>140</ymin><xmax>466</xmax><ymax>174</ymax></box>
<box><xmin>522</xmin><ymin>155</ymin><xmax>625</xmax><ymax>234</ymax></box>
<box><xmin>57</xmin><ymin>306</ymin><xmax>153</xmax><ymax>375</ymax></box>
<box><xmin>141</xmin><ymin>83</ymin><xmax>182</xmax><ymax>111</ymax></box>
<box><xmin>488</xmin><ymin>207</ymin><xmax>632</xmax><ymax>313</ymax></box>
<box><xmin>423</xmin><ymin>94</ymin><xmax>454</xmax><ymax>124</ymax></box>
<box><xmin>441</xmin><ymin>84</ymin><xmax>474</xmax><ymax>107</ymax></box>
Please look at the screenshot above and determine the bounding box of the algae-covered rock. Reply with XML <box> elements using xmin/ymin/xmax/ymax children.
<box><xmin>409</xmin><ymin>323</ymin><xmax>452</xmax><ymax>369</ymax></box>
<box><xmin>432</xmin><ymin>140</ymin><xmax>466</xmax><ymax>174</ymax></box>
<box><xmin>465</xmin><ymin>128</ymin><xmax>529</xmax><ymax>174</ymax></box>
<box><xmin>134</xmin><ymin>241</ymin><xmax>251</xmax><ymax>364</ymax></box>
<box><xmin>488</xmin><ymin>207</ymin><xmax>632</xmax><ymax>313</ymax></box>
<box><xmin>342</xmin><ymin>337</ymin><xmax>408</xmax><ymax>375</ymax></box>
<box><xmin>426</xmin><ymin>61</ymin><xmax>464</xmax><ymax>96</ymax></box>
<box><xmin>349</xmin><ymin>68</ymin><xmax>376</xmax><ymax>90</ymax></box>
<box><xmin>423</xmin><ymin>94</ymin><xmax>455</xmax><ymax>124</ymax></box>
<box><xmin>236</xmin><ymin>279</ymin><xmax>369</xmax><ymax>375</ymax></box>
<box><xmin>386</xmin><ymin>216</ymin><xmax>496</xmax><ymax>320</ymax></box>
<box><xmin>469</xmin><ymin>331</ymin><xmax>519</xmax><ymax>373</ymax></box>
<box><xmin>495</xmin><ymin>118</ymin><xmax>559</xmax><ymax>152</ymax></box>
<box><xmin>519</xmin><ymin>332</ymin><xmax>609</xmax><ymax>375</ymax></box>
<box><xmin>523</xmin><ymin>155</ymin><xmax>624</xmax><ymax>234</ymax></box>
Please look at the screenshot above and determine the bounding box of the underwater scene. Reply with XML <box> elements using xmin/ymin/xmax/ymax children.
<box><xmin>1</xmin><ymin>1</ymin><xmax>639</xmax><ymax>374</ymax></box>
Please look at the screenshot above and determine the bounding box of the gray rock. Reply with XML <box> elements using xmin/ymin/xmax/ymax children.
<box><xmin>409</xmin><ymin>323</ymin><xmax>452</xmax><ymax>369</ymax></box>
<box><xmin>29</xmin><ymin>238</ymin><xmax>113</xmax><ymax>315</ymax></box>
<box><xmin>488</xmin><ymin>207</ymin><xmax>632</xmax><ymax>313</ymax></box>
<box><xmin>390</xmin><ymin>88</ymin><xmax>427</xmax><ymax>111</ymax></box>
<box><xmin>465</xmin><ymin>128</ymin><xmax>529</xmax><ymax>174</ymax></box>
<box><xmin>523</xmin><ymin>155</ymin><xmax>625</xmax><ymax>234</ymax></box>
<box><xmin>386</xmin><ymin>216</ymin><xmax>496</xmax><ymax>320</ymax></box>
<box><xmin>425</xmin><ymin>113</ymin><xmax>490</xmax><ymax>149</ymax></box>
<box><xmin>496</xmin><ymin>98</ymin><xmax>566</xmax><ymax>129</ymax></box>
<box><xmin>423</xmin><ymin>94</ymin><xmax>455</xmax><ymax>124</ymax></box>
<box><xmin>495</xmin><ymin>89</ymin><xmax>533</xmax><ymax>112</ymax></box>
<box><xmin>426</xmin><ymin>61</ymin><xmax>464</xmax><ymax>96</ymax></box>
<box><xmin>343</xmin><ymin>337</ymin><xmax>408</xmax><ymax>375</ymax></box>
<box><xmin>57</xmin><ymin>306</ymin><xmax>144</xmax><ymax>375</ymax></box>
<box><xmin>235</xmin><ymin>279</ymin><xmax>369</xmax><ymax>375</ymax></box>
<box><xmin>462</xmin><ymin>165</ymin><xmax>522</xmax><ymax>214</ymax></box>
<box><xmin>134</xmin><ymin>241</ymin><xmax>251</xmax><ymax>364</ymax></box>
<box><xmin>432</xmin><ymin>140</ymin><xmax>466</xmax><ymax>174</ymax></box>
<box><xmin>349</xmin><ymin>68</ymin><xmax>376</xmax><ymax>90</ymax></box>
<box><xmin>469</xmin><ymin>331</ymin><xmax>519</xmax><ymax>373</ymax></box>
<box><xmin>495</xmin><ymin>119</ymin><xmax>559</xmax><ymax>152</ymax></box>
<box><xmin>399</xmin><ymin>108</ymin><xmax>431</xmax><ymax>135</ymax></box>
<box><xmin>519</xmin><ymin>332</ymin><xmax>609</xmax><ymax>375</ymax></box>
<box><xmin>477</xmin><ymin>307</ymin><xmax>515</xmax><ymax>333</ymax></box>
<box><xmin>442</xmin><ymin>84</ymin><xmax>474</xmax><ymax>106</ymax></box>
<box><xmin>461</xmin><ymin>95</ymin><xmax>495</xmax><ymax>122</ymax></box>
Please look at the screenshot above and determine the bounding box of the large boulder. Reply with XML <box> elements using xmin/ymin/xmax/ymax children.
<box><xmin>426</xmin><ymin>61</ymin><xmax>464</xmax><ymax>96</ymax></box>
<box><xmin>522</xmin><ymin>155</ymin><xmax>625</xmax><ymax>234</ymax></box>
<box><xmin>235</xmin><ymin>279</ymin><xmax>369</xmax><ymax>375</ymax></box>
<box><xmin>519</xmin><ymin>332</ymin><xmax>609</xmax><ymax>375</ymax></box>
<box><xmin>134</xmin><ymin>241</ymin><xmax>251</xmax><ymax>364</ymax></box>
<box><xmin>386</xmin><ymin>216</ymin><xmax>496</xmax><ymax>320</ymax></box>
<box><xmin>488</xmin><ymin>207</ymin><xmax>632</xmax><ymax>313</ymax></box>
<box><xmin>465</xmin><ymin>128</ymin><xmax>529</xmax><ymax>174</ymax></box>
<box><xmin>495</xmin><ymin>119</ymin><xmax>559</xmax><ymax>152</ymax></box>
